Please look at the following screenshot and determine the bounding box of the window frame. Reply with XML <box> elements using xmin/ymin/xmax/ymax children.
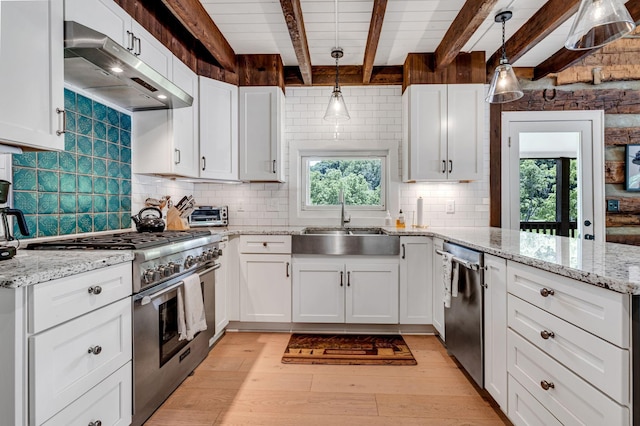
<box><xmin>300</xmin><ymin>154</ymin><xmax>387</xmax><ymax>212</ymax></box>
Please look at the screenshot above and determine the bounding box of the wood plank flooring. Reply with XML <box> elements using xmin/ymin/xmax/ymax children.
<box><xmin>145</xmin><ymin>332</ymin><xmax>511</xmax><ymax>426</ymax></box>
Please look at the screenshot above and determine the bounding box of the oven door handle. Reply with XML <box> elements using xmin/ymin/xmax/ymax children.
<box><xmin>139</xmin><ymin>263</ymin><xmax>221</xmax><ymax>306</ymax></box>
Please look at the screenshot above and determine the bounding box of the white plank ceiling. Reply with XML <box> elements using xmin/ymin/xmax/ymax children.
<box><xmin>198</xmin><ymin>0</ymin><xmax>595</xmax><ymax>68</ymax></box>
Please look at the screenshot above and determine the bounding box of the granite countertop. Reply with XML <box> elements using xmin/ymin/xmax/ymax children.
<box><xmin>209</xmin><ymin>225</ymin><xmax>640</xmax><ymax>295</ymax></box>
<box><xmin>0</xmin><ymin>250</ymin><xmax>134</xmax><ymax>289</ymax></box>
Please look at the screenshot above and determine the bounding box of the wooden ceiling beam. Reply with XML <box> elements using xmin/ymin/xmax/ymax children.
<box><xmin>280</xmin><ymin>0</ymin><xmax>313</xmax><ymax>85</ymax></box>
<box><xmin>434</xmin><ymin>0</ymin><xmax>499</xmax><ymax>70</ymax></box>
<box><xmin>161</xmin><ymin>0</ymin><xmax>236</xmax><ymax>72</ymax></box>
<box><xmin>486</xmin><ymin>0</ymin><xmax>580</xmax><ymax>78</ymax></box>
<box><xmin>533</xmin><ymin>0</ymin><xmax>640</xmax><ymax>80</ymax></box>
<box><xmin>284</xmin><ymin>65</ymin><xmax>403</xmax><ymax>86</ymax></box>
<box><xmin>363</xmin><ymin>0</ymin><xmax>388</xmax><ymax>83</ymax></box>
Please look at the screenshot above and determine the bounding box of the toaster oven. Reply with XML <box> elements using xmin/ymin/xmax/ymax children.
<box><xmin>188</xmin><ymin>206</ymin><xmax>228</xmax><ymax>227</ymax></box>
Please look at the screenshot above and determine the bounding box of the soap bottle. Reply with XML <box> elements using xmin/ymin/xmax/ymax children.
<box><xmin>396</xmin><ymin>209</ymin><xmax>405</xmax><ymax>228</ymax></box>
<box><xmin>384</xmin><ymin>210</ymin><xmax>393</xmax><ymax>226</ymax></box>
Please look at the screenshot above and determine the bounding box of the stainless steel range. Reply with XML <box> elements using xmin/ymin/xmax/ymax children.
<box><xmin>27</xmin><ymin>230</ymin><xmax>222</xmax><ymax>425</ymax></box>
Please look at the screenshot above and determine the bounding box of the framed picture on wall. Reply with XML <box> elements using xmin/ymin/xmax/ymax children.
<box><xmin>626</xmin><ymin>144</ymin><xmax>640</xmax><ymax>191</ymax></box>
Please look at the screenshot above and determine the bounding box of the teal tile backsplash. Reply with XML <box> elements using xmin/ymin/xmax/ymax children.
<box><xmin>12</xmin><ymin>89</ymin><xmax>132</xmax><ymax>238</ymax></box>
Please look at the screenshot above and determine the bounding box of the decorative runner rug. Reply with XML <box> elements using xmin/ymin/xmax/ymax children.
<box><xmin>282</xmin><ymin>334</ymin><xmax>417</xmax><ymax>365</ymax></box>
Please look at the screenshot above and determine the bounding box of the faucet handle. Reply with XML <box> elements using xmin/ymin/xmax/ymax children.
<box><xmin>345</xmin><ymin>214</ymin><xmax>351</xmax><ymax>223</ymax></box>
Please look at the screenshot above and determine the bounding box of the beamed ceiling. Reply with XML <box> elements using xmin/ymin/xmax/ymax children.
<box><xmin>161</xmin><ymin>0</ymin><xmax>640</xmax><ymax>85</ymax></box>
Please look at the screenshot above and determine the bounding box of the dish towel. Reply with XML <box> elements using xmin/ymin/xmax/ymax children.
<box><xmin>442</xmin><ymin>252</ymin><xmax>454</xmax><ymax>308</ymax></box>
<box><xmin>177</xmin><ymin>274</ymin><xmax>207</xmax><ymax>341</ymax></box>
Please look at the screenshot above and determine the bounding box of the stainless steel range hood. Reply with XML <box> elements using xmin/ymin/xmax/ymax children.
<box><xmin>64</xmin><ymin>21</ymin><xmax>193</xmax><ymax>111</ymax></box>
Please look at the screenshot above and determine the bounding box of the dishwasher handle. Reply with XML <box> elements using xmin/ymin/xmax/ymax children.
<box><xmin>435</xmin><ymin>249</ymin><xmax>481</xmax><ymax>271</ymax></box>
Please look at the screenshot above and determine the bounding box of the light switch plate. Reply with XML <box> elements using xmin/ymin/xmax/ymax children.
<box><xmin>446</xmin><ymin>200</ymin><xmax>455</xmax><ymax>214</ymax></box>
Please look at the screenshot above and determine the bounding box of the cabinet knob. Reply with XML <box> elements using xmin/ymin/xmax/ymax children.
<box><xmin>87</xmin><ymin>286</ymin><xmax>102</xmax><ymax>295</ymax></box>
<box><xmin>540</xmin><ymin>380</ymin><xmax>555</xmax><ymax>391</ymax></box>
<box><xmin>88</xmin><ymin>345</ymin><xmax>102</xmax><ymax>355</ymax></box>
<box><xmin>88</xmin><ymin>421</ymin><xmax>102</xmax><ymax>426</ymax></box>
<box><xmin>540</xmin><ymin>330</ymin><xmax>555</xmax><ymax>340</ymax></box>
<box><xmin>263</xmin><ymin>242</ymin><xmax>268</xmax><ymax>247</ymax></box>
<box><xmin>540</xmin><ymin>288</ymin><xmax>555</xmax><ymax>297</ymax></box>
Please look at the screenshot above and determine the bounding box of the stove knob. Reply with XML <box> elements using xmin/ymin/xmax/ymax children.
<box><xmin>158</xmin><ymin>265</ymin><xmax>171</xmax><ymax>277</ymax></box>
<box><xmin>197</xmin><ymin>254</ymin><xmax>206</xmax><ymax>262</ymax></box>
<box><xmin>184</xmin><ymin>255</ymin><xmax>195</xmax><ymax>269</ymax></box>
<box><xmin>143</xmin><ymin>269</ymin><xmax>155</xmax><ymax>284</ymax></box>
<box><xmin>217</xmin><ymin>249</ymin><xmax>223</xmax><ymax>257</ymax></box>
<box><xmin>169</xmin><ymin>262</ymin><xmax>181</xmax><ymax>274</ymax></box>
<box><xmin>206</xmin><ymin>250</ymin><xmax>214</xmax><ymax>260</ymax></box>
<box><xmin>152</xmin><ymin>269</ymin><xmax>162</xmax><ymax>281</ymax></box>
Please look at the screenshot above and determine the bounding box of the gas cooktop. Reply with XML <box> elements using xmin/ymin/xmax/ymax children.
<box><xmin>25</xmin><ymin>230</ymin><xmax>212</xmax><ymax>250</ymax></box>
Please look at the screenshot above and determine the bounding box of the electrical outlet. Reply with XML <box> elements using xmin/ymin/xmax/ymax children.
<box><xmin>446</xmin><ymin>200</ymin><xmax>455</xmax><ymax>214</ymax></box>
<box><xmin>607</xmin><ymin>199</ymin><xmax>620</xmax><ymax>212</ymax></box>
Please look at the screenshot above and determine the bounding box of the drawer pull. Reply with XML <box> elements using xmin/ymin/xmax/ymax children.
<box><xmin>540</xmin><ymin>380</ymin><xmax>555</xmax><ymax>391</ymax></box>
<box><xmin>540</xmin><ymin>288</ymin><xmax>555</xmax><ymax>297</ymax></box>
<box><xmin>540</xmin><ymin>330</ymin><xmax>555</xmax><ymax>340</ymax></box>
<box><xmin>88</xmin><ymin>345</ymin><xmax>102</xmax><ymax>355</ymax></box>
<box><xmin>263</xmin><ymin>242</ymin><xmax>268</xmax><ymax>247</ymax></box>
<box><xmin>88</xmin><ymin>286</ymin><xmax>102</xmax><ymax>295</ymax></box>
<box><xmin>88</xmin><ymin>421</ymin><xmax>102</xmax><ymax>426</ymax></box>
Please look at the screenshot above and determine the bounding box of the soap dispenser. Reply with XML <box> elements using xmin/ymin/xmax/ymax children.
<box><xmin>396</xmin><ymin>209</ymin><xmax>405</xmax><ymax>228</ymax></box>
<box><xmin>384</xmin><ymin>210</ymin><xmax>392</xmax><ymax>226</ymax></box>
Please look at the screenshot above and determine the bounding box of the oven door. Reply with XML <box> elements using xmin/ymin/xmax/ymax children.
<box><xmin>132</xmin><ymin>263</ymin><xmax>218</xmax><ymax>426</ymax></box>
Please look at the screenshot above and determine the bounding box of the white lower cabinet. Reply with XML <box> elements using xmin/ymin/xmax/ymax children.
<box><xmin>508</xmin><ymin>375</ymin><xmax>562</xmax><ymax>426</ymax></box>
<box><xmin>483</xmin><ymin>254</ymin><xmax>507</xmax><ymax>410</ymax></box>
<box><xmin>399</xmin><ymin>237</ymin><xmax>433</xmax><ymax>324</ymax></box>
<box><xmin>292</xmin><ymin>257</ymin><xmax>399</xmax><ymax>324</ymax></box>
<box><xmin>42</xmin><ymin>362</ymin><xmax>132</xmax><ymax>426</ymax></box>
<box><xmin>30</xmin><ymin>297</ymin><xmax>132</xmax><ymax>425</ymax></box>
<box><xmin>432</xmin><ymin>238</ymin><xmax>445</xmax><ymax>338</ymax></box>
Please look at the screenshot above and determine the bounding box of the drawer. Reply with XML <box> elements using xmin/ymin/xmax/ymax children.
<box><xmin>42</xmin><ymin>362</ymin><xmax>132</xmax><ymax>426</ymax></box>
<box><xmin>508</xmin><ymin>330</ymin><xmax>629</xmax><ymax>426</ymax></box>
<box><xmin>239</xmin><ymin>235</ymin><xmax>291</xmax><ymax>253</ymax></box>
<box><xmin>29</xmin><ymin>262</ymin><xmax>132</xmax><ymax>333</ymax></box>
<box><xmin>508</xmin><ymin>294</ymin><xmax>630</xmax><ymax>404</ymax></box>
<box><xmin>507</xmin><ymin>261</ymin><xmax>629</xmax><ymax>347</ymax></box>
<box><xmin>508</xmin><ymin>374</ymin><xmax>562</xmax><ymax>426</ymax></box>
<box><xmin>30</xmin><ymin>298</ymin><xmax>132</xmax><ymax>425</ymax></box>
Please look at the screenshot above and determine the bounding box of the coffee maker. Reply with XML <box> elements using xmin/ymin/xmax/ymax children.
<box><xmin>0</xmin><ymin>180</ymin><xmax>29</xmax><ymax>260</ymax></box>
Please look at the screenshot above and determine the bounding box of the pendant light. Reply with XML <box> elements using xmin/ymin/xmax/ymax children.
<box><xmin>565</xmin><ymin>0</ymin><xmax>635</xmax><ymax>50</ymax></box>
<box><xmin>324</xmin><ymin>0</ymin><xmax>350</xmax><ymax>122</ymax></box>
<box><xmin>486</xmin><ymin>11</ymin><xmax>523</xmax><ymax>104</ymax></box>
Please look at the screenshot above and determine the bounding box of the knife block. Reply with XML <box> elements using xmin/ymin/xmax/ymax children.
<box><xmin>166</xmin><ymin>206</ymin><xmax>190</xmax><ymax>231</ymax></box>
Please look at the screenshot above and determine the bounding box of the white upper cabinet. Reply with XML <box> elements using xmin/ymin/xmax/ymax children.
<box><xmin>402</xmin><ymin>84</ymin><xmax>484</xmax><ymax>181</ymax></box>
<box><xmin>64</xmin><ymin>0</ymin><xmax>172</xmax><ymax>80</ymax></box>
<box><xmin>239</xmin><ymin>86</ymin><xmax>285</xmax><ymax>182</ymax></box>
<box><xmin>0</xmin><ymin>0</ymin><xmax>64</xmax><ymax>151</ymax></box>
<box><xmin>199</xmin><ymin>77</ymin><xmax>239</xmax><ymax>181</ymax></box>
<box><xmin>132</xmin><ymin>58</ymin><xmax>199</xmax><ymax>177</ymax></box>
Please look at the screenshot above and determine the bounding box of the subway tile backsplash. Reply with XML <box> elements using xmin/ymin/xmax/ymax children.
<box><xmin>11</xmin><ymin>89</ymin><xmax>132</xmax><ymax>238</ymax></box>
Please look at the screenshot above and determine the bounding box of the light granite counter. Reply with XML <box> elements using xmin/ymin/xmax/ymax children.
<box><xmin>208</xmin><ymin>225</ymin><xmax>640</xmax><ymax>295</ymax></box>
<box><xmin>0</xmin><ymin>250</ymin><xmax>134</xmax><ymax>289</ymax></box>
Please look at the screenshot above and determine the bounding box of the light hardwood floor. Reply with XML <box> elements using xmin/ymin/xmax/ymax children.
<box><xmin>145</xmin><ymin>332</ymin><xmax>511</xmax><ymax>425</ymax></box>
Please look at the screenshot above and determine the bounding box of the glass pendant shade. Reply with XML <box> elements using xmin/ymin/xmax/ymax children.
<box><xmin>486</xmin><ymin>60</ymin><xmax>524</xmax><ymax>104</ymax></box>
<box><xmin>324</xmin><ymin>88</ymin><xmax>350</xmax><ymax>121</ymax></box>
<box><xmin>565</xmin><ymin>0</ymin><xmax>635</xmax><ymax>50</ymax></box>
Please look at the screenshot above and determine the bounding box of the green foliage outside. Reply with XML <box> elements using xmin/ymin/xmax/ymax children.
<box><xmin>519</xmin><ymin>159</ymin><xmax>577</xmax><ymax>222</ymax></box>
<box><xmin>308</xmin><ymin>159</ymin><xmax>382</xmax><ymax>206</ymax></box>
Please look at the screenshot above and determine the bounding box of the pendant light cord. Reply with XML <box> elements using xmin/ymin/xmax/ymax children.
<box><xmin>334</xmin><ymin>0</ymin><xmax>340</xmax><ymax>91</ymax></box>
<box><xmin>501</xmin><ymin>17</ymin><xmax>507</xmax><ymax>62</ymax></box>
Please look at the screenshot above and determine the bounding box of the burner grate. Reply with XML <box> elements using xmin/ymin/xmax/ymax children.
<box><xmin>26</xmin><ymin>230</ymin><xmax>213</xmax><ymax>250</ymax></box>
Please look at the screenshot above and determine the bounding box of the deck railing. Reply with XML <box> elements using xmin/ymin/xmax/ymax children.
<box><xmin>520</xmin><ymin>221</ymin><xmax>578</xmax><ymax>238</ymax></box>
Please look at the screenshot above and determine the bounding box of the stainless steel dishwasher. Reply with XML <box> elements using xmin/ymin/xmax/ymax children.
<box><xmin>439</xmin><ymin>241</ymin><xmax>484</xmax><ymax>388</ymax></box>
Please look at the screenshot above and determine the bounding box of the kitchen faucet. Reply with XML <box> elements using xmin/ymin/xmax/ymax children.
<box><xmin>339</xmin><ymin>189</ymin><xmax>351</xmax><ymax>227</ymax></box>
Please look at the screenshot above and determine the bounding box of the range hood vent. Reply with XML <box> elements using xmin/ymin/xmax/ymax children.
<box><xmin>64</xmin><ymin>21</ymin><xmax>193</xmax><ymax>111</ymax></box>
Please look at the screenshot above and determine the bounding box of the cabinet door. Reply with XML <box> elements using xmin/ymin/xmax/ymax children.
<box><xmin>447</xmin><ymin>84</ymin><xmax>484</xmax><ymax>181</ymax></box>
<box><xmin>214</xmin><ymin>238</ymin><xmax>229</xmax><ymax>340</ymax></box>
<box><xmin>131</xmin><ymin>20</ymin><xmax>172</xmax><ymax>80</ymax></box>
<box><xmin>171</xmin><ymin>58</ymin><xmax>199</xmax><ymax>176</ymax></box>
<box><xmin>293</xmin><ymin>262</ymin><xmax>345</xmax><ymax>323</ymax></box>
<box><xmin>239</xmin><ymin>87</ymin><xmax>285</xmax><ymax>182</ymax></box>
<box><xmin>399</xmin><ymin>237</ymin><xmax>433</xmax><ymax>324</ymax></box>
<box><xmin>403</xmin><ymin>85</ymin><xmax>447</xmax><ymax>181</ymax></box>
<box><xmin>200</xmin><ymin>77</ymin><xmax>239</xmax><ymax>180</ymax></box>
<box><xmin>0</xmin><ymin>0</ymin><xmax>64</xmax><ymax>151</ymax></box>
<box><xmin>346</xmin><ymin>263</ymin><xmax>399</xmax><ymax>324</ymax></box>
<box><xmin>240</xmin><ymin>254</ymin><xmax>291</xmax><ymax>322</ymax></box>
<box><xmin>432</xmin><ymin>238</ymin><xmax>445</xmax><ymax>338</ymax></box>
<box><xmin>64</xmin><ymin>0</ymin><xmax>131</xmax><ymax>48</ymax></box>
<box><xmin>483</xmin><ymin>254</ymin><xmax>507</xmax><ymax>410</ymax></box>
<box><xmin>30</xmin><ymin>297</ymin><xmax>132</xmax><ymax>426</ymax></box>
